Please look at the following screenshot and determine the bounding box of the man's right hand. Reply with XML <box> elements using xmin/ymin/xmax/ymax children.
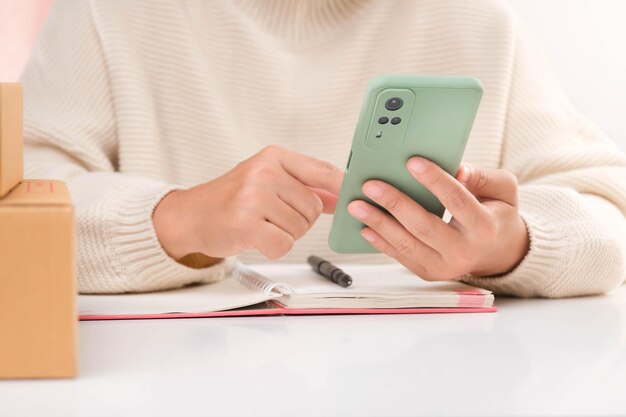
<box><xmin>153</xmin><ymin>146</ymin><xmax>344</xmax><ymax>261</ymax></box>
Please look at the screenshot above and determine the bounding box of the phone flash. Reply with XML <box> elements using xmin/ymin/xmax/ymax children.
<box><xmin>375</xmin><ymin>130</ymin><xmax>383</xmax><ymax>138</ymax></box>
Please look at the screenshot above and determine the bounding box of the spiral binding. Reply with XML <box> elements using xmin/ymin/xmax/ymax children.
<box><xmin>233</xmin><ymin>264</ymin><xmax>294</xmax><ymax>296</ymax></box>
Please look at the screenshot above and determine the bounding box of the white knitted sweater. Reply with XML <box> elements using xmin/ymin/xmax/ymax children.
<box><xmin>21</xmin><ymin>0</ymin><xmax>626</xmax><ymax>296</ymax></box>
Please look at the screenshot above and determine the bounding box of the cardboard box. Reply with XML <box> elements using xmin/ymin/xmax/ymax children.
<box><xmin>0</xmin><ymin>84</ymin><xmax>23</xmax><ymax>198</ymax></box>
<box><xmin>0</xmin><ymin>179</ymin><xmax>77</xmax><ymax>378</ymax></box>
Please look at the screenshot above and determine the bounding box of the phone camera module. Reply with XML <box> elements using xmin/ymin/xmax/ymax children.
<box><xmin>385</xmin><ymin>97</ymin><xmax>404</xmax><ymax>111</ymax></box>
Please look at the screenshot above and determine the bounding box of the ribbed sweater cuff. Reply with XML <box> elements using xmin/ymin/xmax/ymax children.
<box><xmin>107</xmin><ymin>182</ymin><xmax>235</xmax><ymax>293</ymax></box>
<box><xmin>461</xmin><ymin>202</ymin><xmax>570</xmax><ymax>298</ymax></box>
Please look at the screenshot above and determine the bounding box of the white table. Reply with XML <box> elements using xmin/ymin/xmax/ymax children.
<box><xmin>1</xmin><ymin>286</ymin><xmax>626</xmax><ymax>417</ymax></box>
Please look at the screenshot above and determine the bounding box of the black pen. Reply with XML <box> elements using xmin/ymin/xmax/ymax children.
<box><xmin>307</xmin><ymin>255</ymin><xmax>352</xmax><ymax>288</ymax></box>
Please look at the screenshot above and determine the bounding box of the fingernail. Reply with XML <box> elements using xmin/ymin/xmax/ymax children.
<box><xmin>363</xmin><ymin>183</ymin><xmax>383</xmax><ymax>198</ymax></box>
<box><xmin>458</xmin><ymin>163</ymin><xmax>471</xmax><ymax>183</ymax></box>
<box><xmin>348</xmin><ymin>203</ymin><xmax>369</xmax><ymax>219</ymax></box>
<box><xmin>408</xmin><ymin>158</ymin><xmax>426</xmax><ymax>174</ymax></box>
<box><xmin>361</xmin><ymin>229</ymin><xmax>376</xmax><ymax>242</ymax></box>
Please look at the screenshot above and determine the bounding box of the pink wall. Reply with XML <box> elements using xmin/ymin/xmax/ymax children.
<box><xmin>0</xmin><ymin>0</ymin><xmax>54</xmax><ymax>82</ymax></box>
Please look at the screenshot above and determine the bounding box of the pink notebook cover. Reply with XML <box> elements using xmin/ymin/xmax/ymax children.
<box><xmin>79</xmin><ymin>300</ymin><xmax>497</xmax><ymax>321</ymax></box>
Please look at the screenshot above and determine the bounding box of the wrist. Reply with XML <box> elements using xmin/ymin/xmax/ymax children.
<box><xmin>153</xmin><ymin>189</ymin><xmax>196</xmax><ymax>260</ymax></box>
<box><xmin>473</xmin><ymin>214</ymin><xmax>530</xmax><ymax>277</ymax></box>
<box><xmin>503</xmin><ymin>214</ymin><xmax>531</xmax><ymax>274</ymax></box>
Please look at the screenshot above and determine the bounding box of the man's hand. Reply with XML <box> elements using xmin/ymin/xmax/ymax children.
<box><xmin>347</xmin><ymin>157</ymin><xmax>529</xmax><ymax>280</ymax></box>
<box><xmin>153</xmin><ymin>146</ymin><xmax>343</xmax><ymax>260</ymax></box>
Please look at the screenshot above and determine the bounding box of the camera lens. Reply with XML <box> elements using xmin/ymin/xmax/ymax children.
<box><xmin>385</xmin><ymin>97</ymin><xmax>403</xmax><ymax>111</ymax></box>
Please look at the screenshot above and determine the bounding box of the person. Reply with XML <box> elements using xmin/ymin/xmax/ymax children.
<box><xmin>21</xmin><ymin>0</ymin><xmax>626</xmax><ymax>297</ymax></box>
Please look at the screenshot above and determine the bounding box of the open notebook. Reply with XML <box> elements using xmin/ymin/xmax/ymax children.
<box><xmin>79</xmin><ymin>263</ymin><xmax>495</xmax><ymax>320</ymax></box>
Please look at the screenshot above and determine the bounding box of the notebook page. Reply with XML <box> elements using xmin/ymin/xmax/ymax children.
<box><xmin>251</xmin><ymin>263</ymin><xmax>489</xmax><ymax>296</ymax></box>
<box><xmin>79</xmin><ymin>275</ymin><xmax>280</xmax><ymax>316</ymax></box>
<box><xmin>250</xmin><ymin>263</ymin><xmax>492</xmax><ymax>309</ymax></box>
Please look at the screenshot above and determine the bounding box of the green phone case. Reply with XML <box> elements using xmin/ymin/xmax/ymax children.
<box><xmin>328</xmin><ymin>74</ymin><xmax>483</xmax><ymax>253</ymax></box>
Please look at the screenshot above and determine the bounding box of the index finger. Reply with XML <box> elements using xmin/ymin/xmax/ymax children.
<box><xmin>268</xmin><ymin>146</ymin><xmax>344</xmax><ymax>195</ymax></box>
<box><xmin>406</xmin><ymin>157</ymin><xmax>489</xmax><ymax>227</ymax></box>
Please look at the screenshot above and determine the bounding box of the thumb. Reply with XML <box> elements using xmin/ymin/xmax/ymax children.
<box><xmin>310</xmin><ymin>187</ymin><xmax>339</xmax><ymax>214</ymax></box>
<box><xmin>456</xmin><ymin>163</ymin><xmax>519</xmax><ymax>206</ymax></box>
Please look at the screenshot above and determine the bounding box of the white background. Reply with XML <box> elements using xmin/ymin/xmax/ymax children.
<box><xmin>508</xmin><ymin>0</ymin><xmax>626</xmax><ymax>150</ymax></box>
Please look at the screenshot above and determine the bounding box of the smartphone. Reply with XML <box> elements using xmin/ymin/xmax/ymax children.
<box><xmin>328</xmin><ymin>74</ymin><xmax>483</xmax><ymax>253</ymax></box>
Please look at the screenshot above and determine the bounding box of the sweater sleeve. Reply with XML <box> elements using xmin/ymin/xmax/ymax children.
<box><xmin>20</xmin><ymin>0</ymin><xmax>233</xmax><ymax>294</ymax></box>
<box><xmin>462</xmin><ymin>18</ymin><xmax>626</xmax><ymax>298</ymax></box>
